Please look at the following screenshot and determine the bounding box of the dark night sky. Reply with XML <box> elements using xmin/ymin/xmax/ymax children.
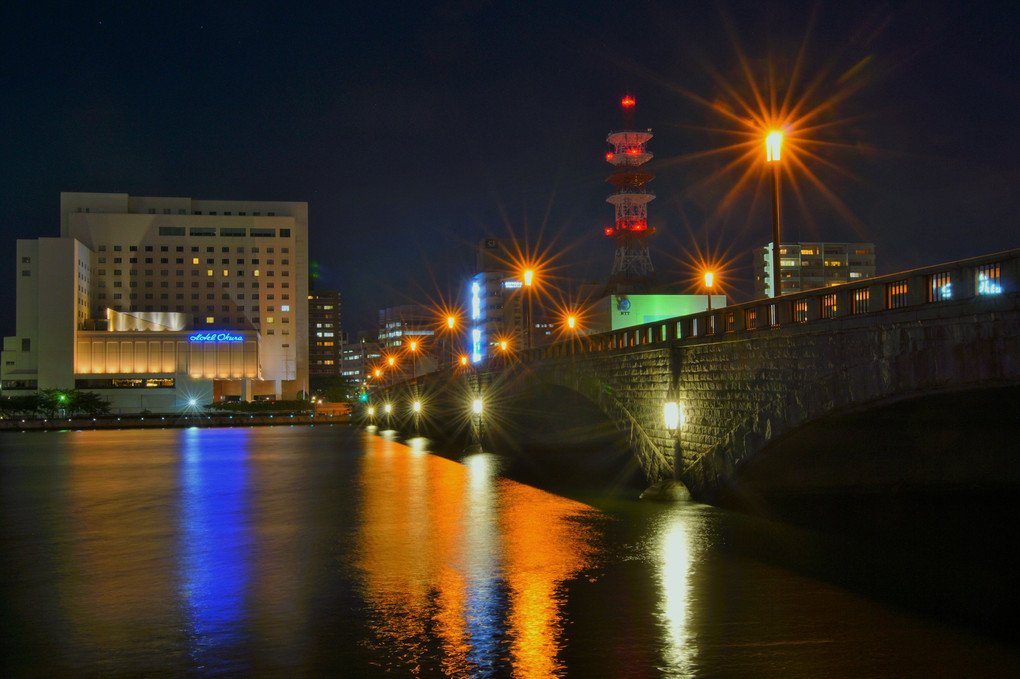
<box><xmin>3</xmin><ymin>1</ymin><xmax>1018</xmax><ymax>335</ymax></box>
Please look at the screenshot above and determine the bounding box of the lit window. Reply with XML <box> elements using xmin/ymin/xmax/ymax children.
<box><xmin>207</xmin><ymin>270</ymin><xmax>213</xmax><ymax>276</ymax></box>
<box><xmin>253</xmin><ymin>269</ymin><xmax>260</xmax><ymax>277</ymax></box>
<box><xmin>192</xmin><ymin>258</ymin><xmax>199</xmax><ymax>264</ymax></box>
<box><xmin>222</xmin><ymin>269</ymin><xmax>229</xmax><ymax>277</ymax></box>
<box><xmin>205</xmin><ymin>316</ymin><xmax>215</xmax><ymax>323</ymax></box>
<box><xmin>929</xmin><ymin>272</ymin><xmax>952</xmax><ymax>302</ymax></box>
<box><xmin>976</xmin><ymin>263</ymin><xmax>1002</xmax><ymax>295</ymax></box>
<box><xmin>281</xmin><ymin>305</ymin><xmax>290</xmax><ymax>312</ymax></box>
<box><xmin>266</xmin><ymin>316</ymin><xmax>274</xmax><ymax>324</ymax></box>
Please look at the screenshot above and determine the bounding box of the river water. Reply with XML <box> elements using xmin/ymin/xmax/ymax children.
<box><xmin>1</xmin><ymin>425</ymin><xmax>1017</xmax><ymax>677</ymax></box>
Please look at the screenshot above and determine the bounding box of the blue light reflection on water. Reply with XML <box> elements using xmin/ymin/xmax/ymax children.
<box><xmin>463</xmin><ymin>453</ymin><xmax>509</xmax><ymax>677</ymax></box>
<box><xmin>178</xmin><ymin>427</ymin><xmax>252</xmax><ymax>669</ymax></box>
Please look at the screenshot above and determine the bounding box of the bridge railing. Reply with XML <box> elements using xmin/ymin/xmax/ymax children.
<box><xmin>524</xmin><ymin>248</ymin><xmax>1020</xmax><ymax>361</ymax></box>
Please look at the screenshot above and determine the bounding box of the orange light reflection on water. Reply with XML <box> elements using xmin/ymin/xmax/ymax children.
<box><xmin>354</xmin><ymin>436</ymin><xmax>601</xmax><ymax>677</ymax></box>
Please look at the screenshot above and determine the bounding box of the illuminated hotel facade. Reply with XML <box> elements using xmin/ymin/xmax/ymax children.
<box><xmin>1</xmin><ymin>193</ymin><xmax>309</xmax><ymax>412</ymax></box>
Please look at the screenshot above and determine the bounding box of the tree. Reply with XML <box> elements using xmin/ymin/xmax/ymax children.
<box><xmin>37</xmin><ymin>389</ymin><xmax>72</xmax><ymax>417</ymax></box>
<box><xmin>73</xmin><ymin>390</ymin><xmax>111</xmax><ymax>416</ymax></box>
<box><xmin>0</xmin><ymin>394</ymin><xmax>40</xmax><ymax>417</ymax></box>
<box><xmin>310</xmin><ymin>375</ymin><xmax>359</xmax><ymax>405</ymax></box>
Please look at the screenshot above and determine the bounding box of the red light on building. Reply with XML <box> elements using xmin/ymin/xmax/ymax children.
<box><xmin>621</xmin><ymin>96</ymin><xmax>635</xmax><ymax>107</ymax></box>
<box><xmin>605</xmin><ymin>152</ymin><xmax>614</xmax><ymax>161</ymax></box>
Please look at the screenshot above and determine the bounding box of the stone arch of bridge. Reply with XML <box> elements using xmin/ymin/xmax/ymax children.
<box><xmin>512</xmin><ymin>354</ymin><xmax>675</xmax><ymax>483</ymax></box>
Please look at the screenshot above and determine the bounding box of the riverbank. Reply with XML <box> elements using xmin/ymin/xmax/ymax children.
<box><xmin>0</xmin><ymin>412</ymin><xmax>353</xmax><ymax>431</ymax></box>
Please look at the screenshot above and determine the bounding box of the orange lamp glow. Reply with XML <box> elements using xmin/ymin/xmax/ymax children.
<box><xmin>567</xmin><ymin>316</ymin><xmax>576</xmax><ymax>329</ymax></box>
<box><xmin>447</xmin><ymin>316</ymin><xmax>455</xmax><ymax>329</ymax></box>
<box><xmin>621</xmin><ymin>95</ymin><xmax>635</xmax><ymax>107</ymax></box>
<box><xmin>523</xmin><ymin>270</ymin><xmax>534</xmax><ymax>287</ymax></box>
<box><xmin>460</xmin><ymin>356</ymin><xmax>468</xmax><ymax>366</ymax></box>
<box><xmin>766</xmin><ymin>132</ymin><xmax>782</xmax><ymax>162</ymax></box>
<box><xmin>409</xmin><ymin>341</ymin><xmax>417</xmax><ymax>352</ymax></box>
<box><xmin>704</xmin><ymin>272</ymin><xmax>714</xmax><ymax>288</ymax></box>
<box><xmin>388</xmin><ymin>356</ymin><xmax>395</xmax><ymax>366</ymax></box>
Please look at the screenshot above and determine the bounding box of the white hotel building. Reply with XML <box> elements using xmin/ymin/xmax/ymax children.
<box><xmin>1</xmin><ymin>193</ymin><xmax>309</xmax><ymax>412</ymax></box>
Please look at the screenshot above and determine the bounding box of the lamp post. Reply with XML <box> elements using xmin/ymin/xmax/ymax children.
<box><xmin>408</xmin><ymin>340</ymin><xmax>418</xmax><ymax>379</ymax></box>
<box><xmin>704</xmin><ymin>271</ymin><xmax>714</xmax><ymax>333</ymax></box>
<box><xmin>567</xmin><ymin>315</ymin><xmax>576</xmax><ymax>358</ymax></box>
<box><xmin>446</xmin><ymin>315</ymin><xmax>456</xmax><ymax>369</ymax></box>
<box><xmin>523</xmin><ymin>269</ymin><xmax>534</xmax><ymax>352</ymax></box>
<box><xmin>766</xmin><ymin>131</ymin><xmax>782</xmax><ymax>299</ymax></box>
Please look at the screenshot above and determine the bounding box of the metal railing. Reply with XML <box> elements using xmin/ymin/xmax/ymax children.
<box><xmin>524</xmin><ymin>248</ymin><xmax>1020</xmax><ymax>361</ymax></box>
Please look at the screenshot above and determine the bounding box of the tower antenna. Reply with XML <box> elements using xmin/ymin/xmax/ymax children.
<box><xmin>603</xmin><ymin>95</ymin><xmax>656</xmax><ymax>294</ymax></box>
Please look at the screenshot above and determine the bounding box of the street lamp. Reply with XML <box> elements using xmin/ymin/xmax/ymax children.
<box><xmin>766</xmin><ymin>131</ymin><xmax>782</xmax><ymax>299</ymax></box>
<box><xmin>446</xmin><ymin>315</ymin><xmax>456</xmax><ymax>368</ymax></box>
<box><xmin>704</xmin><ymin>271</ymin><xmax>714</xmax><ymax>333</ymax></box>
<box><xmin>523</xmin><ymin>269</ymin><xmax>534</xmax><ymax>351</ymax></box>
<box><xmin>566</xmin><ymin>315</ymin><xmax>576</xmax><ymax>357</ymax></box>
<box><xmin>408</xmin><ymin>340</ymin><xmax>418</xmax><ymax>378</ymax></box>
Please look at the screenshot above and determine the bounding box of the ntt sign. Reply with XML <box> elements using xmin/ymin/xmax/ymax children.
<box><xmin>189</xmin><ymin>331</ymin><xmax>245</xmax><ymax>342</ymax></box>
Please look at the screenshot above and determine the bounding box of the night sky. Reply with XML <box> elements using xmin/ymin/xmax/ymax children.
<box><xmin>3</xmin><ymin>1</ymin><xmax>1018</xmax><ymax>335</ymax></box>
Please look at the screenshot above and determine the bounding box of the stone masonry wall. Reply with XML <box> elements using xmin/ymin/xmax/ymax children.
<box><xmin>675</xmin><ymin>297</ymin><xmax>1020</xmax><ymax>498</ymax></box>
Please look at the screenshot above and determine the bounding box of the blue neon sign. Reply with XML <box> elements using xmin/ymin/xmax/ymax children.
<box><xmin>189</xmin><ymin>332</ymin><xmax>244</xmax><ymax>342</ymax></box>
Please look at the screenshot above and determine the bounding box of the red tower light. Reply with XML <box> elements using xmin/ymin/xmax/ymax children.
<box><xmin>602</xmin><ymin>96</ymin><xmax>656</xmax><ymax>293</ymax></box>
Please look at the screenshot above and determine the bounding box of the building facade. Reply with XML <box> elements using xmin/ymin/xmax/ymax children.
<box><xmin>754</xmin><ymin>242</ymin><xmax>876</xmax><ymax>298</ymax></box>
<box><xmin>1</xmin><ymin>192</ymin><xmax>309</xmax><ymax>412</ymax></box>
<box><xmin>377</xmin><ymin>304</ymin><xmax>437</xmax><ymax>378</ymax></box>
<box><xmin>468</xmin><ymin>238</ymin><xmax>526</xmax><ymax>364</ymax></box>
<box><xmin>308</xmin><ymin>290</ymin><xmax>342</xmax><ymax>376</ymax></box>
<box><xmin>341</xmin><ymin>333</ymin><xmax>382</xmax><ymax>385</ymax></box>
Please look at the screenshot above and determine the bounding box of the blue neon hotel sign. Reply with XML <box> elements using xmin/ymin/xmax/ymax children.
<box><xmin>189</xmin><ymin>332</ymin><xmax>244</xmax><ymax>342</ymax></box>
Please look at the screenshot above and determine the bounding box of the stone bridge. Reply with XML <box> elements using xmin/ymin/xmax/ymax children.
<box><xmin>372</xmin><ymin>250</ymin><xmax>1020</xmax><ymax>500</ymax></box>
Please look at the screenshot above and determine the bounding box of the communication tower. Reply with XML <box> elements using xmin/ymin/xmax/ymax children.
<box><xmin>604</xmin><ymin>95</ymin><xmax>656</xmax><ymax>293</ymax></box>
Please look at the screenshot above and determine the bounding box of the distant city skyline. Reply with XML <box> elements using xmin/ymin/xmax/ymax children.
<box><xmin>3</xmin><ymin>2</ymin><xmax>1018</xmax><ymax>335</ymax></box>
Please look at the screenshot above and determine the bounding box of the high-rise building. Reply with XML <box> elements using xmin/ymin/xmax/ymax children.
<box><xmin>754</xmin><ymin>242</ymin><xmax>876</xmax><ymax>298</ymax></box>
<box><xmin>468</xmin><ymin>238</ymin><xmax>526</xmax><ymax>364</ymax></box>
<box><xmin>1</xmin><ymin>192</ymin><xmax>308</xmax><ymax>411</ymax></box>
<box><xmin>377</xmin><ymin>304</ymin><xmax>437</xmax><ymax>377</ymax></box>
<box><xmin>341</xmin><ymin>332</ymin><xmax>382</xmax><ymax>384</ymax></box>
<box><xmin>308</xmin><ymin>290</ymin><xmax>342</xmax><ymax>376</ymax></box>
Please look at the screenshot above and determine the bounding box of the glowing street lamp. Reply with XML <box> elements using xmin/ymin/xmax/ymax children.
<box><xmin>408</xmin><ymin>340</ymin><xmax>418</xmax><ymax>378</ymax></box>
<box><xmin>459</xmin><ymin>355</ymin><xmax>469</xmax><ymax>366</ymax></box>
<box><xmin>412</xmin><ymin>400</ymin><xmax>421</xmax><ymax>413</ymax></box>
<box><xmin>566</xmin><ymin>315</ymin><xmax>577</xmax><ymax>357</ymax></box>
<box><xmin>472</xmin><ymin>398</ymin><xmax>483</xmax><ymax>415</ymax></box>
<box><xmin>766</xmin><ymin>131</ymin><xmax>783</xmax><ymax>299</ymax></box>
<box><xmin>704</xmin><ymin>271</ymin><xmax>715</xmax><ymax>332</ymax></box>
<box><xmin>523</xmin><ymin>269</ymin><xmax>535</xmax><ymax>350</ymax></box>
